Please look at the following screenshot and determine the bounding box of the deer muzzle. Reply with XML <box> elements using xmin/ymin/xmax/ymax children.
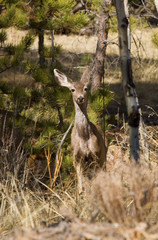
<box><xmin>77</xmin><ymin>96</ymin><xmax>84</xmax><ymax>104</ymax></box>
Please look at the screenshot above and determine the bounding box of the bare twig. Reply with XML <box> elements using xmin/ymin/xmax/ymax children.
<box><xmin>52</xmin><ymin>122</ymin><xmax>73</xmax><ymax>182</ymax></box>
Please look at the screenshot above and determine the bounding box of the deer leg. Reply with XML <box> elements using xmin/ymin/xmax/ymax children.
<box><xmin>75</xmin><ymin>162</ymin><xmax>83</xmax><ymax>195</ymax></box>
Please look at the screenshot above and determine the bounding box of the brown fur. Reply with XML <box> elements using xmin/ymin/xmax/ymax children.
<box><xmin>54</xmin><ymin>68</ymin><xmax>107</xmax><ymax>193</ymax></box>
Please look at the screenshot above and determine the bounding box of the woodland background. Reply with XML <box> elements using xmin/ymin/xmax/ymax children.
<box><xmin>0</xmin><ymin>0</ymin><xmax>158</xmax><ymax>239</ymax></box>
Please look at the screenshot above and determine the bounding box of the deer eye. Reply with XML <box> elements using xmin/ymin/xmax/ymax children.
<box><xmin>84</xmin><ymin>87</ymin><xmax>88</xmax><ymax>92</ymax></box>
<box><xmin>71</xmin><ymin>89</ymin><xmax>75</xmax><ymax>92</ymax></box>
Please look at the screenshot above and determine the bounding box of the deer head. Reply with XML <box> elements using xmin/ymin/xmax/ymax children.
<box><xmin>54</xmin><ymin>67</ymin><xmax>91</xmax><ymax>106</ymax></box>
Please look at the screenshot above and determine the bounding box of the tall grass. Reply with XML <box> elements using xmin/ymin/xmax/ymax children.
<box><xmin>0</xmin><ymin>121</ymin><xmax>70</xmax><ymax>235</ymax></box>
<box><xmin>0</xmin><ymin>120</ymin><xmax>157</xmax><ymax>239</ymax></box>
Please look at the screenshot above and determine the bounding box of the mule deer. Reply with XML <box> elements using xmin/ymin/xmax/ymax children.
<box><xmin>54</xmin><ymin>67</ymin><xmax>107</xmax><ymax>193</ymax></box>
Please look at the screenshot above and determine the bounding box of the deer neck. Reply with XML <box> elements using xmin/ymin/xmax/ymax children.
<box><xmin>74</xmin><ymin>102</ymin><xmax>90</xmax><ymax>139</ymax></box>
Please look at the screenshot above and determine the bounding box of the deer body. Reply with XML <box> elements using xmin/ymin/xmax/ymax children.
<box><xmin>54</xmin><ymin>68</ymin><xmax>107</xmax><ymax>193</ymax></box>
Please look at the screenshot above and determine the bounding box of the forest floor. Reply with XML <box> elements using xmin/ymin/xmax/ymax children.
<box><xmin>0</xmin><ymin>27</ymin><xmax>158</xmax><ymax>239</ymax></box>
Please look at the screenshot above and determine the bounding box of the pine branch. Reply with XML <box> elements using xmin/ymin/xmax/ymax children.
<box><xmin>0</xmin><ymin>32</ymin><xmax>34</xmax><ymax>73</ymax></box>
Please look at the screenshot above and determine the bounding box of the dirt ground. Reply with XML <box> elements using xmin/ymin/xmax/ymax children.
<box><xmin>7</xmin><ymin>219</ymin><xmax>158</xmax><ymax>240</ymax></box>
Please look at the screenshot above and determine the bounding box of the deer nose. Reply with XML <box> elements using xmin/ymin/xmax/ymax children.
<box><xmin>77</xmin><ymin>96</ymin><xmax>84</xmax><ymax>104</ymax></box>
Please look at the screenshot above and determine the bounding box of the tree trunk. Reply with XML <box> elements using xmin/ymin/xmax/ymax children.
<box><xmin>115</xmin><ymin>0</ymin><xmax>140</xmax><ymax>162</ymax></box>
<box><xmin>0</xmin><ymin>5</ymin><xmax>5</xmax><ymax>14</ymax></box>
<box><xmin>91</xmin><ymin>0</ymin><xmax>111</xmax><ymax>94</ymax></box>
<box><xmin>51</xmin><ymin>30</ymin><xmax>55</xmax><ymax>65</ymax></box>
<box><xmin>154</xmin><ymin>0</ymin><xmax>158</xmax><ymax>12</ymax></box>
<box><xmin>72</xmin><ymin>2</ymin><xmax>85</xmax><ymax>14</ymax></box>
<box><xmin>38</xmin><ymin>29</ymin><xmax>45</xmax><ymax>67</ymax></box>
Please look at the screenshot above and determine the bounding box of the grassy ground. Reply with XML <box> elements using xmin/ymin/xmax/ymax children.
<box><xmin>0</xmin><ymin>27</ymin><xmax>158</xmax><ymax>239</ymax></box>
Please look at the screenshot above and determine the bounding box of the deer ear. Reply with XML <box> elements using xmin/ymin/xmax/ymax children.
<box><xmin>80</xmin><ymin>66</ymin><xmax>91</xmax><ymax>85</ymax></box>
<box><xmin>54</xmin><ymin>69</ymin><xmax>73</xmax><ymax>89</ymax></box>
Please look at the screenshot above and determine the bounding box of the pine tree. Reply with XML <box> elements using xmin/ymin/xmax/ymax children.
<box><xmin>0</xmin><ymin>0</ymin><xmax>89</xmax><ymax>67</ymax></box>
<box><xmin>22</xmin><ymin>0</ymin><xmax>89</xmax><ymax>66</ymax></box>
<box><xmin>0</xmin><ymin>0</ymin><xmax>31</xmax><ymax>73</ymax></box>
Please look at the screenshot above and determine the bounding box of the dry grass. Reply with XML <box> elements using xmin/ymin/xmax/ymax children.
<box><xmin>5</xmin><ymin>27</ymin><xmax>158</xmax><ymax>57</ymax></box>
<box><xmin>89</xmin><ymin>163</ymin><xmax>158</xmax><ymax>224</ymax></box>
<box><xmin>3</xmin><ymin>161</ymin><xmax>158</xmax><ymax>239</ymax></box>
<box><xmin>0</xmin><ymin>123</ymin><xmax>157</xmax><ymax>239</ymax></box>
<box><xmin>0</xmin><ymin>169</ymin><xmax>76</xmax><ymax>236</ymax></box>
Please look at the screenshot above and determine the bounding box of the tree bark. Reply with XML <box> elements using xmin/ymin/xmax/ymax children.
<box><xmin>0</xmin><ymin>4</ymin><xmax>5</xmax><ymax>14</ymax></box>
<box><xmin>91</xmin><ymin>0</ymin><xmax>112</xmax><ymax>94</ymax></box>
<box><xmin>38</xmin><ymin>29</ymin><xmax>45</xmax><ymax>67</ymax></box>
<box><xmin>51</xmin><ymin>30</ymin><xmax>55</xmax><ymax>65</ymax></box>
<box><xmin>72</xmin><ymin>0</ymin><xmax>88</xmax><ymax>14</ymax></box>
<box><xmin>115</xmin><ymin>0</ymin><xmax>140</xmax><ymax>162</ymax></box>
<box><xmin>72</xmin><ymin>2</ymin><xmax>84</xmax><ymax>14</ymax></box>
<box><xmin>154</xmin><ymin>0</ymin><xmax>158</xmax><ymax>12</ymax></box>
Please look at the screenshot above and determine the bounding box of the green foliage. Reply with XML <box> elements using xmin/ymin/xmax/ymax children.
<box><xmin>56</xmin><ymin>0</ymin><xmax>75</xmax><ymax>11</ymax></box>
<box><xmin>0</xmin><ymin>85</ymin><xmax>12</xmax><ymax>111</ymax></box>
<box><xmin>0</xmin><ymin>5</ymin><xmax>15</xmax><ymax>28</ymax></box>
<box><xmin>43</xmin><ymin>44</ymin><xmax>62</xmax><ymax>58</ymax></box>
<box><xmin>55</xmin><ymin>11</ymin><xmax>89</xmax><ymax>33</ymax></box>
<box><xmin>10</xmin><ymin>43</ymin><xmax>25</xmax><ymax>66</ymax></box>
<box><xmin>0</xmin><ymin>81</ymin><xmax>10</xmax><ymax>94</ymax></box>
<box><xmin>90</xmin><ymin>88</ymin><xmax>114</xmax><ymax>114</ymax></box>
<box><xmin>30</xmin><ymin>89</ymin><xmax>41</xmax><ymax>103</ymax></box>
<box><xmin>0</xmin><ymin>32</ymin><xmax>34</xmax><ymax>72</ymax></box>
<box><xmin>0</xmin><ymin>56</ymin><xmax>10</xmax><ymax>72</ymax></box>
<box><xmin>91</xmin><ymin>0</ymin><xmax>105</xmax><ymax>10</ymax></box>
<box><xmin>152</xmin><ymin>31</ymin><xmax>158</xmax><ymax>48</ymax></box>
<box><xmin>23</xmin><ymin>60</ymin><xmax>37</xmax><ymax>74</ymax></box>
<box><xmin>33</xmin><ymin>68</ymin><xmax>51</xmax><ymax>84</ymax></box>
<box><xmin>110</xmin><ymin>14</ymin><xmax>148</xmax><ymax>33</ymax></box>
<box><xmin>54</xmin><ymin>85</ymin><xmax>74</xmax><ymax>120</ymax></box>
<box><xmin>80</xmin><ymin>54</ymin><xmax>93</xmax><ymax>66</ymax></box>
<box><xmin>130</xmin><ymin>15</ymin><xmax>148</xmax><ymax>30</ymax></box>
<box><xmin>32</xmin><ymin>127</ymin><xmax>57</xmax><ymax>154</ymax></box>
<box><xmin>109</xmin><ymin>19</ymin><xmax>117</xmax><ymax>33</ymax></box>
<box><xmin>0</xmin><ymin>1</ymin><xmax>27</xmax><ymax>29</ymax></box>
<box><xmin>5</xmin><ymin>43</ymin><xmax>16</xmax><ymax>55</ymax></box>
<box><xmin>23</xmin><ymin>89</ymin><xmax>61</xmax><ymax>125</ymax></box>
<box><xmin>89</xmin><ymin>87</ymin><xmax>114</xmax><ymax>127</ymax></box>
<box><xmin>14</xmin><ymin>8</ymin><xmax>28</xmax><ymax>28</ymax></box>
<box><xmin>22</xmin><ymin>98</ymin><xmax>62</xmax><ymax>154</ymax></box>
<box><xmin>12</xmin><ymin>86</ymin><xmax>30</xmax><ymax>102</ymax></box>
<box><xmin>0</xmin><ymin>29</ymin><xmax>7</xmax><ymax>47</ymax></box>
<box><xmin>23</xmin><ymin>31</ymin><xmax>35</xmax><ymax>51</ymax></box>
<box><xmin>0</xmin><ymin>0</ymin><xmax>20</xmax><ymax>3</ymax></box>
<box><xmin>27</xmin><ymin>0</ymin><xmax>89</xmax><ymax>33</ymax></box>
<box><xmin>61</xmin><ymin>153</ymin><xmax>74</xmax><ymax>180</ymax></box>
<box><xmin>0</xmin><ymin>0</ymin><xmax>90</xmax><ymax>67</ymax></box>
